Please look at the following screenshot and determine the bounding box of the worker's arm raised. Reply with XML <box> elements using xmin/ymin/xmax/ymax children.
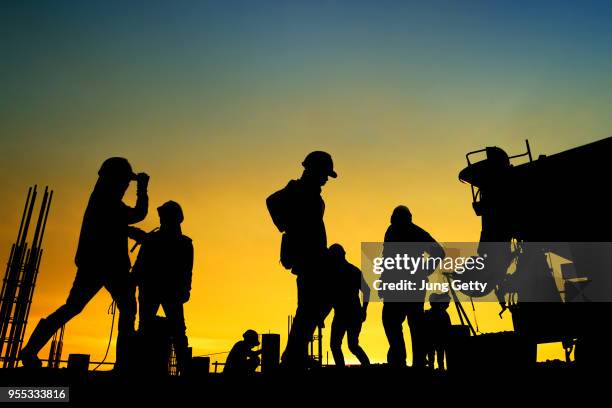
<box><xmin>124</xmin><ymin>173</ymin><xmax>149</xmax><ymax>224</ymax></box>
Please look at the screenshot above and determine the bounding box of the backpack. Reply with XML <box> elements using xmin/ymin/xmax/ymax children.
<box><xmin>266</xmin><ymin>184</ymin><xmax>291</xmax><ymax>233</ymax></box>
<box><xmin>266</xmin><ymin>182</ymin><xmax>297</xmax><ymax>271</ymax></box>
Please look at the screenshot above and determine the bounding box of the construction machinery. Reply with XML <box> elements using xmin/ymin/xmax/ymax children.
<box><xmin>454</xmin><ymin>137</ymin><xmax>612</xmax><ymax>366</ymax></box>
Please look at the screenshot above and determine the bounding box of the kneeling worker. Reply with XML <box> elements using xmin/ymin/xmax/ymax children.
<box><xmin>224</xmin><ymin>329</ymin><xmax>262</xmax><ymax>375</ymax></box>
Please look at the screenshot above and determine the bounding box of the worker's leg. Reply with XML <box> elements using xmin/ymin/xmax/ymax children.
<box><xmin>382</xmin><ymin>302</ymin><xmax>408</xmax><ymax>367</ymax></box>
<box><xmin>20</xmin><ymin>268</ymin><xmax>101</xmax><ymax>367</ymax></box>
<box><xmin>347</xmin><ymin>318</ymin><xmax>370</xmax><ymax>366</ymax></box>
<box><xmin>282</xmin><ymin>273</ymin><xmax>319</xmax><ymax>368</ymax></box>
<box><xmin>138</xmin><ymin>291</ymin><xmax>160</xmax><ymax>334</ymax></box>
<box><xmin>426</xmin><ymin>348</ymin><xmax>435</xmax><ymax>368</ymax></box>
<box><xmin>436</xmin><ymin>346</ymin><xmax>445</xmax><ymax>370</ymax></box>
<box><xmin>162</xmin><ymin>301</ymin><xmax>189</xmax><ymax>374</ymax></box>
<box><xmin>422</xmin><ymin>321</ymin><xmax>433</xmax><ymax>368</ymax></box>
<box><xmin>406</xmin><ymin>301</ymin><xmax>426</xmax><ymax>368</ymax></box>
<box><xmin>283</xmin><ymin>303</ymin><xmax>318</xmax><ymax>367</ymax></box>
<box><xmin>330</xmin><ymin>312</ymin><xmax>347</xmax><ymax>367</ymax></box>
<box><xmin>105</xmin><ymin>272</ymin><xmax>136</xmax><ymax>371</ymax></box>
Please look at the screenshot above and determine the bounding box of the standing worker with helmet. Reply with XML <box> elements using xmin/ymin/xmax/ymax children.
<box><xmin>380</xmin><ymin>205</ymin><xmax>445</xmax><ymax>368</ymax></box>
<box><xmin>19</xmin><ymin>157</ymin><xmax>149</xmax><ymax>370</ymax></box>
<box><xmin>266</xmin><ymin>151</ymin><xmax>337</xmax><ymax>369</ymax></box>
<box><xmin>133</xmin><ymin>200</ymin><xmax>193</xmax><ymax>375</ymax></box>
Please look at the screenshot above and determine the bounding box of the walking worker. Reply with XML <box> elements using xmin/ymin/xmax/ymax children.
<box><xmin>266</xmin><ymin>151</ymin><xmax>337</xmax><ymax>369</ymax></box>
<box><xmin>328</xmin><ymin>243</ymin><xmax>370</xmax><ymax>367</ymax></box>
<box><xmin>380</xmin><ymin>205</ymin><xmax>445</xmax><ymax>368</ymax></box>
<box><xmin>20</xmin><ymin>157</ymin><xmax>149</xmax><ymax>370</ymax></box>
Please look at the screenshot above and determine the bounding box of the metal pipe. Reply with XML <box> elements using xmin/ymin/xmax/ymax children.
<box><xmin>18</xmin><ymin>186</ymin><xmax>36</xmax><ymax>250</ymax></box>
<box><xmin>0</xmin><ymin>245</ymin><xmax>28</xmax><ymax>361</ymax></box>
<box><xmin>18</xmin><ymin>248</ymin><xmax>43</xmax><ymax>360</ymax></box>
<box><xmin>38</xmin><ymin>191</ymin><xmax>53</xmax><ymax>248</ymax></box>
<box><xmin>0</xmin><ymin>244</ymin><xmax>16</xmax><ymax>338</ymax></box>
<box><xmin>526</xmin><ymin>139</ymin><xmax>533</xmax><ymax>162</ymax></box>
<box><xmin>15</xmin><ymin>187</ymin><xmax>32</xmax><ymax>247</ymax></box>
<box><xmin>8</xmin><ymin>246</ymin><xmax>41</xmax><ymax>367</ymax></box>
<box><xmin>30</xmin><ymin>187</ymin><xmax>48</xmax><ymax>252</ymax></box>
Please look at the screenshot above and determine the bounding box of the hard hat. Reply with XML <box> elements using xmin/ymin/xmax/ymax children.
<box><xmin>329</xmin><ymin>243</ymin><xmax>346</xmax><ymax>259</ymax></box>
<box><xmin>243</xmin><ymin>329</ymin><xmax>260</xmax><ymax>346</ymax></box>
<box><xmin>302</xmin><ymin>151</ymin><xmax>337</xmax><ymax>178</ymax></box>
<box><xmin>391</xmin><ymin>205</ymin><xmax>412</xmax><ymax>224</ymax></box>
<box><xmin>98</xmin><ymin>157</ymin><xmax>137</xmax><ymax>181</ymax></box>
<box><xmin>157</xmin><ymin>201</ymin><xmax>184</xmax><ymax>224</ymax></box>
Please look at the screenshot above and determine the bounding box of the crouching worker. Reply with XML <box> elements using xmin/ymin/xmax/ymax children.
<box><xmin>224</xmin><ymin>330</ymin><xmax>262</xmax><ymax>375</ymax></box>
<box><xmin>133</xmin><ymin>200</ymin><xmax>193</xmax><ymax>375</ymax></box>
<box><xmin>424</xmin><ymin>292</ymin><xmax>451</xmax><ymax>370</ymax></box>
<box><xmin>329</xmin><ymin>244</ymin><xmax>370</xmax><ymax>367</ymax></box>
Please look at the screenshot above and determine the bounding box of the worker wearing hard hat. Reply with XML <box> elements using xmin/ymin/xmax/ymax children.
<box><xmin>266</xmin><ymin>151</ymin><xmax>337</xmax><ymax>369</ymax></box>
<box><xmin>224</xmin><ymin>329</ymin><xmax>262</xmax><ymax>375</ymax></box>
<box><xmin>380</xmin><ymin>205</ymin><xmax>445</xmax><ymax>368</ymax></box>
<box><xmin>20</xmin><ymin>157</ymin><xmax>149</xmax><ymax>371</ymax></box>
<box><xmin>133</xmin><ymin>200</ymin><xmax>193</xmax><ymax>375</ymax></box>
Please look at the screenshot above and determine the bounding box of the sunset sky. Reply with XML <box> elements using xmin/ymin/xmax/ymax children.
<box><xmin>2</xmin><ymin>0</ymin><xmax>612</xmax><ymax>367</ymax></box>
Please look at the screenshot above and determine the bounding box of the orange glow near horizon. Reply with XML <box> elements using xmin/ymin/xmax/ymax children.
<box><xmin>2</xmin><ymin>137</ymin><xmax>585</xmax><ymax>367</ymax></box>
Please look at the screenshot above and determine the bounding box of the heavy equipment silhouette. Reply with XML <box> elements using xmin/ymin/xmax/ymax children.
<box><xmin>454</xmin><ymin>136</ymin><xmax>612</xmax><ymax>367</ymax></box>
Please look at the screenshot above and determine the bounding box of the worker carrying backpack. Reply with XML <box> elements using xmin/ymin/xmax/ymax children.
<box><xmin>266</xmin><ymin>181</ymin><xmax>297</xmax><ymax>272</ymax></box>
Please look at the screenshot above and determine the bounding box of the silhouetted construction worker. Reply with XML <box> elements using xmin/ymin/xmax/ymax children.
<box><xmin>424</xmin><ymin>292</ymin><xmax>451</xmax><ymax>370</ymax></box>
<box><xmin>20</xmin><ymin>157</ymin><xmax>148</xmax><ymax>370</ymax></box>
<box><xmin>133</xmin><ymin>200</ymin><xmax>193</xmax><ymax>375</ymax></box>
<box><xmin>380</xmin><ymin>205</ymin><xmax>444</xmax><ymax>368</ymax></box>
<box><xmin>266</xmin><ymin>151</ymin><xmax>337</xmax><ymax>369</ymax></box>
<box><xmin>328</xmin><ymin>244</ymin><xmax>370</xmax><ymax>367</ymax></box>
<box><xmin>224</xmin><ymin>329</ymin><xmax>262</xmax><ymax>375</ymax></box>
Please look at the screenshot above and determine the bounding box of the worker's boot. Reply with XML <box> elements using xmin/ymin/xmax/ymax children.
<box><xmin>113</xmin><ymin>331</ymin><xmax>133</xmax><ymax>374</ymax></box>
<box><xmin>19</xmin><ymin>318</ymin><xmax>53</xmax><ymax>368</ymax></box>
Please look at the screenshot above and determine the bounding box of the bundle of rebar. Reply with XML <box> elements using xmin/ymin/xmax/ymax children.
<box><xmin>0</xmin><ymin>185</ymin><xmax>53</xmax><ymax>368</ymax></box>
